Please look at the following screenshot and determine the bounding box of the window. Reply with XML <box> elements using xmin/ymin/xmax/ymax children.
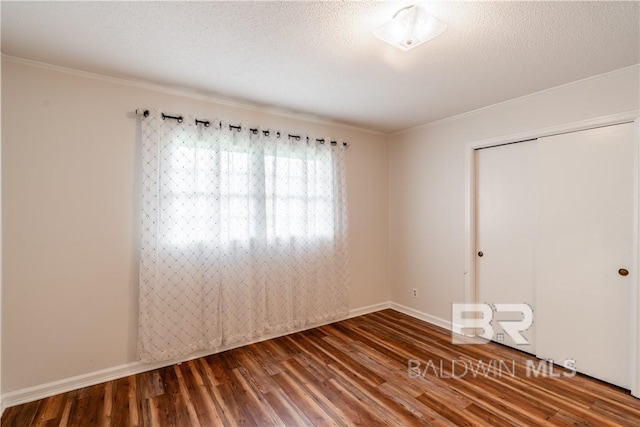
<box><xmin>138</xmin><ymin>112</ymin><xmax>350</xmax><ymax>363</ymax></box>
<box><xmin>161</xmin><ymin>134</ymin><xmax>336</xmax><ymax>247</ymax></box>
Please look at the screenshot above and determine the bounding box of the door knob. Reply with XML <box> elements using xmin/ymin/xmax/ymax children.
<box><xmin>619</xmin><ymin>268</ymin><xmax>629</xmax><ymax>277</ymax></box>
<box><xmin>477</xmin><ymin>251</ymin><xmax>484</xmax><ymax>257</ymax></box>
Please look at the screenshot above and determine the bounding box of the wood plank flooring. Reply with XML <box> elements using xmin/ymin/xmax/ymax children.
<box><xmin>3</xmin><ymin>309</ymin><xmax>640</xmax><ymax>426</ymax></box>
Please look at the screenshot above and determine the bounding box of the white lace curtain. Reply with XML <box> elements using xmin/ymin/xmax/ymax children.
<box><xmin>137</xmin><ymin>110</ymin><xmax>350</xmax><ymax>363</ymax></box>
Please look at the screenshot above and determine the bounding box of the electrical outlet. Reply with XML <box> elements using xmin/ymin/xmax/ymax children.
<box><xmin>412</xmin><ymin>288</ymin><xmax>418</xmax><ymax>298</ymax></box>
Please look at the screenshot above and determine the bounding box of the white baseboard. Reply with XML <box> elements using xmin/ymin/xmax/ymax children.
<box><xmin>347</xmin><ymin>301</ymin><xmax>391</xmax><ymax>318</ymax></box>
<box><xmin>1</xmin><ymin>301</ymin><xmax>455</xmax><ymax>413</ymax></box>
<box><xmin>1</xmin><ymin>361</ymin><xmax>148</xmax><ymax>414</ymax></box>
<box><xmin>1</xmin><ymin>301</ymin><xmax>396</xmax><ymax>412</ymax></box>
<box><xmin>389</xmin><ymin>302</ymin><xmax>463</xmax><ymax>334</ymax></box>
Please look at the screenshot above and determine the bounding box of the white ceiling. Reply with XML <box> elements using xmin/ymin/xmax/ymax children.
<box><xmin>2</xmin><ymin>1</ymin><xmax>639</xmax><ymax>133</ymax></box>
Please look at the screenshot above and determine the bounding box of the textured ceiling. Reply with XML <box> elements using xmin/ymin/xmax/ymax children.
<box><xmin>2</xmin><ymin>1</ymin><xmax>639</xmax><ymax>133</ymax></box>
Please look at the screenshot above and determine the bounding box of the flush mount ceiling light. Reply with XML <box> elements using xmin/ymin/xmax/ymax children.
<box><xmin>373</xmin><ymin>4</ymin><xmax>447</xmax><ymax>51</ymax></box>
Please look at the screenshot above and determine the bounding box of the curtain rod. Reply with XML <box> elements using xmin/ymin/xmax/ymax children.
<box><xmin>137</xmin><ymin>109</ymin><xmax>348</xmax><ymax>147</ymax></box>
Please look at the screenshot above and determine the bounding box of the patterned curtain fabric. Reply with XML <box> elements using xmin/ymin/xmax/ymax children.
<box><xmin>137</xmin><ymin>110</ymin><xmax>350</xmax><ymax>363</ymax></box>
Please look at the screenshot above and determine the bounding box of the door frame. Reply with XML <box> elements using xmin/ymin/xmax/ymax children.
<box><xmin>463</xmin><ymin>110</ymin><xmax>640</xmax><ymax>396</ymax></box>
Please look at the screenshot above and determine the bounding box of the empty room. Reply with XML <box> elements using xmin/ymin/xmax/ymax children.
<box><xmin>1</xmin><ymin>1</ymin><xmax>640</xmax><ymax>426</ymax></box>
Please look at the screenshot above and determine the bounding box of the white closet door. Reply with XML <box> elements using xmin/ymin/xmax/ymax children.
<box><xmin>476</xmin><ymin>140</ymin><xmax>537</xmax><ymax>354</ymax></box>
<box><xmin>536</xmin><ymin>122</ymin><xmax>634</xmax><ymax>388</ymax></box>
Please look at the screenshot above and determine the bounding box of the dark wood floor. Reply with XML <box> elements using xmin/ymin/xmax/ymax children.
<box><xmin>3</xmin><ymin>309</ymin><xmax>640</xmax><ymax>426</ymax></box>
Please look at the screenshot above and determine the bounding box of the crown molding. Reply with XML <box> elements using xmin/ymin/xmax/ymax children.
<box><xmin>1</xmin><ymin>54</ymin><xmax>387</xmax><ymax>137</ymax></box>
<box><xmin>392</xmin><ymin>63</ymin><xmax>640</xmax><ymax>137</ymax></box>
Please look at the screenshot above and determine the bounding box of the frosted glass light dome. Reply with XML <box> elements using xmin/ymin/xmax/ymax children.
<box><xmin>373</xmin><ymin>5</ymin><xmax>447</xmax><ymax>51</ymax></box>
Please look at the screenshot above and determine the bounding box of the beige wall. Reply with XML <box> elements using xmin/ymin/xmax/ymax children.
<box><xmin>3</xmin><ymin>55</ymin><xmax>639</xmax><ymax>397</ymax></box>
<box><xmin>389</xmin><ymin>65</ymin><xmax>640</xmax><ymax>322</ymax></box>
<box><xmin>1</xmin><ymin>59</ymin><xmax>390</xmax><ymax>393</ymax></box>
